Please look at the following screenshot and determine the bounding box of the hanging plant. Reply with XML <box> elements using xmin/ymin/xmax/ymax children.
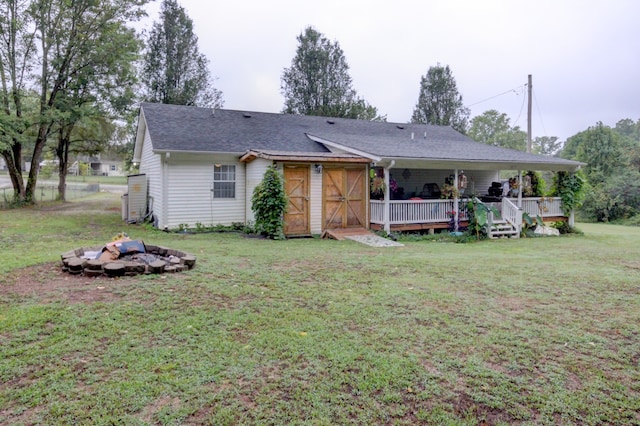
<box><xmin>370</xmin><ymin>168</ymin><xmax>386</xmax><ymax>198</ymax></box>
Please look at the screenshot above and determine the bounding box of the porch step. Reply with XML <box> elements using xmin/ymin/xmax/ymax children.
<box><xmin>489</xmin><ymin>220</ymin><xmax>518</xmax><ymax>238</ymax></box>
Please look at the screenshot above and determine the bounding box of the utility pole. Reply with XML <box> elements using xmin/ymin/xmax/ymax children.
<box><xmin>527</xmin><ymin>74</ymin><xmax>532</xmax><ymax>153</ymax></box>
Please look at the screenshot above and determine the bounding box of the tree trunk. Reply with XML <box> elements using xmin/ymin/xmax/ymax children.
<box><xmin>56</xmin><ymin>129</ymin><xmax>71</xmax><ymax>202</ymax></box>
<box><xmin>57</xmin><ymin>161</ymin><xmax>67</xmax><ymax>202</ymax></box>
<box><xmin>25</xmin><ymin>123</ymin><xmax>50</xmax><ymax>204</ymax></box>
<box><xmin>1</xmin><ymin>145</ymin><xmax>25</xmax><ymax>202</ymax></box>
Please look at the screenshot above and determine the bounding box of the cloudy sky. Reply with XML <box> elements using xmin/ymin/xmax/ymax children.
<box><xmin>140</xmin><ymin>0</ymin><xmax>640</xmax><ymax>142</ymax></box>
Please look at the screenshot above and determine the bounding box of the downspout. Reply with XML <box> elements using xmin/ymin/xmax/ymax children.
<box><xmin>161</xmin><ymin>152</ymin><xmax>170</xmax><ymax>229</ymax></box>
<box><xmin>383</xmin><ymin>160</ymin><xmax>395</xmax><ymax>234</ymax></box>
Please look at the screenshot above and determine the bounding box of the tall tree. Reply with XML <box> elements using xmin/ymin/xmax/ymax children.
<box><xmin>411</xmin><ymin>64</ymin><xmax>470</xmax><ymax>133</ymax></box>
<box><xmin>0</xmin><ymin>0</ymin><xmax>149</xmax><ymax>205</ymax></box>
<box><xmin>532</xmin><ymin>136</ymin><xmax>562</xmax><ymax>156</ymax></box>
<box><xmin>0</xmin><ymin>0</ymin><xmax>37</xmax><ymax>202</ymax></box>
<box><xmin>141</xmin><ymin>0</ymin><xmax>223</xmax><ymax>107</ymax></box>
<box><xmin>16</xmin><ymin>0</ymin><xmax>149</xmax><ymax>204</ymax></box>
<box><xmin>48</xmin><ymin>13</ymin><xmax>140</xmax><ymax>201</ymax></box>
<box><xmin>467</xmin><ymin>109</ymin><xmax>527</xmax><ymax>151</ymax></box>
<box><xmin>281</xmin><ymin>26</ymin><xmax>383</xmax><ymax>121</ymax></box>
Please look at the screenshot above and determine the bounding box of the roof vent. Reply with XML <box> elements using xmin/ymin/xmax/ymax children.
<box><xmin>327</xmin><ymin>119</ymin><xmax>335</xmax><ymax>124</ymax></box>
<box><xmin>242</xmin><ymin>113</ymin><xmax>252</xmax><ymax>118</ymax></box>
<box><xmin>396</xmin><ymin>125</ymin><xmax>405</xmax><ymax>130</ymax></box>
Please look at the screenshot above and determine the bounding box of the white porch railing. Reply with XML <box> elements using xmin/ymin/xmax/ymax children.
<box><xmin>370</xmin><ymin>199</ymin><xmax>468</xmax><ymax>225</ymax></box>
<box><xmin>511</xmin><ymin>197</ymin><xmax>564</xmax><ymax>218</ymax></box>
<box><xmin>501</xmin><ymin>198</ymin><xmax>523</xmax><ymax>234</ymax></box>
<box><xmin>370</xmin><ymin>197</ymin><xmax>564</xmax><ymax>229</ymax></box>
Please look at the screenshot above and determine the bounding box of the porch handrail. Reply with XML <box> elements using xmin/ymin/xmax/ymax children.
<box><xmin>501</xmin><ymin>197</ymin><xmax>523</xmax><ymax>233</ymax></box>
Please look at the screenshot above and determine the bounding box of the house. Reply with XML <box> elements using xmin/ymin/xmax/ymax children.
<box><xmin>132</xmin><ymin>102</ymin><xmax>584</xmax><ymax>237</ymax></box>
<box><xmin>77</xmin><ymin>154</ymin><xmax>126</xmax><ymax>177</ymax></box>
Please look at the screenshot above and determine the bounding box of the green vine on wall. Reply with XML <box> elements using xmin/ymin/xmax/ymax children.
<box><xmin>251</xmin><ymin>165</ymin><xmax>288</xmax><ymax>239</ymax></box>
<box><xmin>552</xmin><ymin>170</ymin><xmax>586</xmax><ymax>215</ymax></box>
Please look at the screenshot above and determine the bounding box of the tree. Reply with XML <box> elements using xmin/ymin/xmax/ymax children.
<box><xmin>0</xmin><ymin>0</ymin><xmax>37</xmax><ymax>203</ymax></box>
<box><xmin>141</xmin><ymin>0</ymin><xmax>223</xmax><ymax>107</ymax></box>
<box><xmin>467</xmin><ymin>109</ymin><xmax>527</xmax><ymax>150</ymax></box>
<box><xmin>1</xmin><ymin>0</ymin><xmax>150</xmax><ymax>204</ymax></box>
<box><xmin>411</xmin><ymin>64</ymin><xmax>470</xmax><ymax>133</ymax></box>
<box><xmin>572</xmin><ymin>122</ymin><xmax>622</xmax><ymax>185</ymax></box>
<box><xmin>560</xmin><ymin>122</ymin><xmax>634</xmax><ymax>222</ymax></box>
<box><xmin>25</xmin><ymin>0</ymin><xmax>148</xmax><ymax>204</ymax></box>
<box><xmin>532</xmin><ymin>136</ymin><xmax>562</xmax><ymax>156</ymax></box>
<box><xmin>281</xmin><ymin>26</ymin><xmax>383</xmax><ymax>121</ymax></box>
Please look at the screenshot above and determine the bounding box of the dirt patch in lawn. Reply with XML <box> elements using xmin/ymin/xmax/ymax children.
<box><xmin>1</xmin><ymin>262</ymin><xmax>134</xmax><ymax>304</ymax></box>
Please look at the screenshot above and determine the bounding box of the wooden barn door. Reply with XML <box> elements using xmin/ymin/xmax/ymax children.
<box><xmin>323</xmin><ymin>166</ymin><xmax>366</xmax><ymax>230</ymax></box>
<box><xmin>284</xmin><ymin>165</ymin><xmax>310</xmax><ymax>236</ymax></box>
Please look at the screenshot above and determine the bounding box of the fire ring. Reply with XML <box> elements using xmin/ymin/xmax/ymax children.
<box><xmin>60</xmin><ymin>243</ymin><xmax>196</xmax><ymax>277</ymax></box>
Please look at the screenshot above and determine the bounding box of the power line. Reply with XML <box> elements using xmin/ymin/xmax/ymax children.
<box><xmin>466</xmin><ymin>84</ymin><xmax>525</xmax><ymax>108</ymax></box>
<box><xmin>513</xmin><ymin>86</ymin><xmax>527</xmax><ymax>127</ymax></box>
<box><xmin>532</xmin><ymin>89</ymin><xmax>548</xmax><ymax>136</ymax></box>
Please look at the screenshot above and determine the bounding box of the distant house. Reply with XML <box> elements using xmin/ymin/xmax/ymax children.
<box><xmin>77</xmin><ymin>154</ymin><xmax>125</xmax><ymax>177</ymax></box>
<box><xmin>133</xmin><ymin>102</ymin><xmax>583</xmax><ymax>236</ymax></box>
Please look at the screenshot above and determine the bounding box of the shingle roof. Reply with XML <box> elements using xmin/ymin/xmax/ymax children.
<box><xmin>140</xmin><ymin>102</ymin><xmax>583</xmax><ymax>170</ymax></box>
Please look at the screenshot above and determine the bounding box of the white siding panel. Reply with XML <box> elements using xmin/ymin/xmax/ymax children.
<box><xmin>166</xmin><ymin>154</ymin><xmax>246</xmax><ymax>229</ymax></box>
<box><xmin>392</xmin><ymin>168</ymin><xmax>500</xmax><ymax>198</ymax></box>
<box><xmin>139</xmin><ymin>130</ymin><xmax>163</xmax><ymax>227</ymax></box>
<box><xmin>245</xmin><ymin>159</ymin><xmax>271</xmax><ymax>224</ymax></box>
<box><xmin>471</xmin><ymin>170</ymin><xmax>502</xmax><ymax>196</ymax></box>
<box><xmin>309</xmin><ymin>169</ymin><xmax>323</xmax><ymax>234</ymax></box>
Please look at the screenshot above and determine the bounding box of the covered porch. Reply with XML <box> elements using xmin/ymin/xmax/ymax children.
<box><xmin>367</xmin><ymin>158</ymin><xmax>577</xmax><ymax>237</ymax></box>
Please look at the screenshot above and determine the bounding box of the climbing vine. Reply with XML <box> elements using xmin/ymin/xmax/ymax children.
<box><xmin>551</xmin><ymin>170</ymin><xmax>586</xmax><ymax>215</ymax></box>
<box><xmin>251</xmin><ymin>165</ymin><xmax>288</xmax><ymax>239</ymax></box>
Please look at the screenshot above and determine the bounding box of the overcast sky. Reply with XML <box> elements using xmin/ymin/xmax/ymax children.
<box><xmin>140</xmin><ymin>0</ymin><xmax>640</xmax><ymax>142</ymax></box>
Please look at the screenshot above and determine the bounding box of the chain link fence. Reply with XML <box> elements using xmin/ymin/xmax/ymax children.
<box><xmin>1</xmin><ymin>182</ymin><xmax>100</xmax><ymax>208</ymax></box>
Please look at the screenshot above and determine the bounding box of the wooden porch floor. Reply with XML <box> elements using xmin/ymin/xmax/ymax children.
<box><xmin>370</xmin><ymin>222</ymin><xmax>467</xmax><ymax>233</ymax></box>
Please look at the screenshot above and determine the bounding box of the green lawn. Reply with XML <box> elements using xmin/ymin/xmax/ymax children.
<box><xmin>1</xmin><ymin>193</ymin><xmax>639</xmax><ymax>425</ymax></box>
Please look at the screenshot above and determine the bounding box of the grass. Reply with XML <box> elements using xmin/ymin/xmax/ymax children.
<box><xmin>1</xmin><ymin>192</ymin><xmax>640</xmax><ymax>425</ymax></box>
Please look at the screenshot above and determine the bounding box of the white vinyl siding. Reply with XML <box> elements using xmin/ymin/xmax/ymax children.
<box><xmin>245</xmin><ymin>159</ymin><xmax>271</xmax><ymax>224</ymax></box>
<box><xmin>309</xmin><ymin>167</ymin><xmax>323</xmax><ymax>234</ymax></box>
<box><xmin>139</xmin><ymin>130</ymin><xmax>164</xmax><ymax>227</ymax></box>
<box><xmin>164</xmin><ymin>154</ymin><xmax>246</xmax><ymax>229</ymax></box>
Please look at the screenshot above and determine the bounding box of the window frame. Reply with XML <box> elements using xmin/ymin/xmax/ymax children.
<box><xmin>212</xmin><ymin>164</ymin><xmax>236</xmax><ymax>199</ymax></box>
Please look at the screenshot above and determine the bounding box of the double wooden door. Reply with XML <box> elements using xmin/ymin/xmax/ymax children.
<box><xmin>323</xmin><ymin>166</ymin><xmax>367</xmax><ymax>230</ymax></box>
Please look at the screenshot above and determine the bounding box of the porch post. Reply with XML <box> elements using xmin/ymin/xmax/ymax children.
<box><xmin>383</xmin><ymin>161</ymin><xmax>395</xmax><ymax>234</ymax></box>
<box><xmin>517</xmin><ymin>170</ymin><xmax>523</xmax><ymax>208</ymax></box>
<box><xmin>453</xmin><ymin>169</ymin><xmax>459</xmax><ymax>232</ymax></box>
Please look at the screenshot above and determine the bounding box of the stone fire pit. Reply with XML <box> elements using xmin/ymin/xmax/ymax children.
<box><xmin>60</xmin><ymin>242</ymin><xmax>196</xmax><ymax>278</ymax></box>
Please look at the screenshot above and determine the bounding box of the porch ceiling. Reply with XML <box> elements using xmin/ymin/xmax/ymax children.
<box><xmin>379</xmin><ymin>157</ymin><xmax>584</xmax><ymax>172</ymax></box>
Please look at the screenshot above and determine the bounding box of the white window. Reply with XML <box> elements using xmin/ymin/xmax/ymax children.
<box><xmin>213</xmin><ymin>164</ymin><xmax>236</xmax><ymax>198</ymax></box>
